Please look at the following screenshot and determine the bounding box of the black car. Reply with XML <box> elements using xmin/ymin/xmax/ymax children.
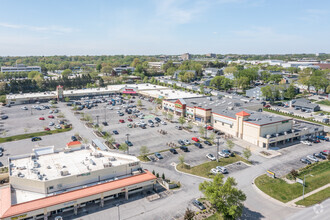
<box><xmin>178</xmin><ymin>140</ymin><xmax>185</xmax><ymax>145</ymax></box>
<box><xmin>113</xmin><ymin>130</ymin><xmax>119</xmax><ymax>135</ymax></box>
<box><xmin>71</xmin><ymin>136</ymin><xmax>77</xmax><ymax>141</ymax></box>
<box><xmin>155</xmin><ymin>117</ymin><xmax>161</xmax><ymax>122</ymax></box>
<box><xmin>194</xmin><ymin>143</ymin><xmax>203</xmax><ymax>148</ymax></box>
<box><xmin>102</xmin><ymin>122</ymin><xmax>108</xmax><ymax>126</ymax></box>
<box><xmin>0</xmin><ymin>147</ymin><xmax>4</xmax><ymax>152</ymax></box>
<box><xmin>180</xmin><ymin>146</ymin><xmax>189</xmax><ymax>152</ymax></box>
<box><xmin>204</xmin><ymin>141</ymin><xmax>212</xmax><ymax>146</ymax></box>
<box><xmin>192</xmin><ymin>199</ymin><xmax>206</xmax><ymax>210</ymax></box>
<box><xmin>148</xmin><ymin>120</ymin><xmax>154</xmax><ymax>124</ymax></box>
<box><xmin>300</xmin><ymin>158</ymin><xmax>311</xmax><ymax>165</ymax></box>
<box><xmin>223</xmin><ymin>149</ymin><xmax>235</xmax><ymax>157</ymax></box>
<box><xmin>125</xmin><ymin>140</ymin><xmax>133</xmax><ymax>146</ymax></box>
<box><xmin>313</xmin><ymin>153</ymin><xmax>326</xmax><ymax>160</ymax></box>
<box><xmin>169</xmin><ymin>148</ymin><xmax>178</xmax><ymax>154</ymax></box>
<box><xmin>31</xmin><ymin>137</ymin><xmax>42</xmax><ymax>142</ymax></box>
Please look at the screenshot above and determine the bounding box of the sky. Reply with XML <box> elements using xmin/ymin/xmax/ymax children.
<box><xmin>0</xmin><ymin>0</ymin><xmax>329</xmax><ymax>56</ymax></box>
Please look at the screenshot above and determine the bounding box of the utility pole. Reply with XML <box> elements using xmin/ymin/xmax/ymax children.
<box><xmin>104</xmin><ymin>106</ymin><xmax>107</xmax><ymax>123</ymax></box>
<box><xmin>216</xmin><ymin>137</ymin><xmax>220</xmax><ymax>161</ymax></box>
<box><xmin>96</xmin><ymin>115</ymin><xmax>99</xmax><ymax>126</ymax></box>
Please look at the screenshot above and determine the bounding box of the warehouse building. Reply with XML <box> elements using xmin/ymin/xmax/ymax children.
<box><xmin>0</xmin><ymin>145</ymin><xmax>156</xmax><ymax>220</ymax></box>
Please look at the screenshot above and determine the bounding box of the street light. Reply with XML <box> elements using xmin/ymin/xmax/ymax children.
<box><xmin>104</xmin><ymin>106</ymin><xmax>107</xmax><ymax>123</ymax></box>
<box><xmin>116</xmin><ymin>204</ymin><xmax>120</xmax><ymax>220</ymax></box>
<box><xmin>302</xmin><ymin>174</ymin><xmax>314</xmax><ymax>199</ymax></box>
<box><xmin>126</xmin><ymin>134</ymin><xmax>130</xmax><ymax>155</ymax></box>
<box><xmin>216</xmin><ymin>137</ymin><xmax>221</xmax><ymax>161</ymax></box>
<box><xmin>96</xmin><ymin>115</ymin><xmax>99</xmax><ymax>126</ymax></box>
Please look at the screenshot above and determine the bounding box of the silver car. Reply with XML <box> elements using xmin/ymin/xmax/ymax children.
<box><xmin>216</xmin><ymin>166</ymin><xmax>228</xmax><ymax>174</ymax></box>
<box><xmin>306</xmin><ymin>155</ymin><xmax>319</xmax><ymax>162</ymax></box>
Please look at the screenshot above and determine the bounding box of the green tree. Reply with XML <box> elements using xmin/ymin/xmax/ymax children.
<box><xmin>96</xmin><ymin>63</ymin><xmax>102</xmax><ymax>72</ymax></box>
<box><xmin>119</xmin><ymin>143</ymin><xmax>129</xmax><ymax>154</ymax></box>
<box><xmin>198</xmin><ymin>126</ymin><xmax>205</xmax><ymax>137</ymax></box>
<box><xmin>101</xmin><ymin>65</ymin><xmax>113</xmax><ymax>74</ymax></box>
<box><xmin>28</xmin><ymin>71</ymin><xmax>42</xmax><ymax>79</ymax></box>
<box><xmin>140</xmin><ymin>146</ymin><xmax>150</xmax><ymax>159</ymax></box>
<box><xmin>326</xmin><ymin>85</ymin><xmax>330</xmax><ymax>94</ymax></box>
<box><xmin>64</xmin><ymin>97</ymin><xmax>70</xmax><ymax>102</ymax></box>
<box><xmin>178</xmin><ymin>155</ymin><xmax>185</xmax><ymax>168</ymax></box>
<box><xmin>284</xmin><ymin>84</ymin><xmax>297</xmax><ymax>99</ymax></box>
<box><xmin>199</xmin><ymin>174</ymin><xmax>246</xmax><ymax>220</ymax></box>
<box><xmin>183</xmin><ymin>208</ymin><xmax>195</xmax><ymax>220</ymax></box>
<box><xmin>226</xmin><ymin>140</ymin><xmax>234</xmax><ymax>151</ymax></box>
<box><xmin>178</xmin><ymin>116</ymin><xmax>186</xmax><ymax>127</ymax></box>
<box><xmin>131</xmin><ymin>58</ymin><xmax>141</xmax><ymax>67</ymax></box>
<box><xmin>61</xmin><ymin>69</ymin><xmax>72</xmax><ymax>77</ymax></box>
<box><xmin>137</xmin><ymin>99</ymin><xmax>142</xmax><ymax>107</ymax></box>
<box><xmin>243</xmin><ymin>147</ymin><xmax>252</xmax><ymax>161</ymax></box>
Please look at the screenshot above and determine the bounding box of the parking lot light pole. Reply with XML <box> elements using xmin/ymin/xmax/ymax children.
<box><xmin>104</xmin><ymin>106</ymin><xmax>107</xmax><ymax>123</ymax></box>
<box><xmin>96</xmin><ymin>115</ymin><xmax>99</xmax><ymax>126</ymax></box>
<box><xmin>116</xmin><ymin>204</ymin><xmax>120</xmax><ymax>220</ymax></box>
<box><xmin>216</xmin><ymin>137</ymin><xmax>220</xmax><ymax>161</ymax></box>
<box><xmin>303</xmin><ymin>174</ymin><xmax>313</xmax><ymax>199</ymax></box>
<box><xmin>126</xmin><ymin>134</ymin><xmax>130</xmax><ymax>155</ymax></box>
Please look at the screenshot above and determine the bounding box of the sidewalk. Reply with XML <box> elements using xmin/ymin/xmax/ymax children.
<box><xmin>232</xmin><ymin>138</ymin><xmax>281</xmax><ymax>158</ymax></box>
<box><xmin>287</xmin><ymin>183</ymin><xmax>330</xmax><ymax>207</ymax></box>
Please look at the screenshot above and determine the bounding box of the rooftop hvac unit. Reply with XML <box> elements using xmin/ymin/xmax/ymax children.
<box><xmin>60</xmin><ymin>170</ymin><xmax>69</xmax><ymax>176</ymax></box>
<box><xmin>89</xmin><ymin>159</ymin><xmax>96</xmax><ymax>165</ymax></box>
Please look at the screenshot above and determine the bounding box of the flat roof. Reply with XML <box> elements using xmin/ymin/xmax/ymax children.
<box><xmin>10</xmin><ymin>147</ymin><xmax>138</xmax><ymax>181</ymax></box>
<box><xmin>1</xmin><ymin>170</ymin><xmax>156</xmax><ymax>219</ymax></box>
<box><xmin>142</xmin><ymin>89</ymin><xmax>203</xmax><ymax>99</ymax></box>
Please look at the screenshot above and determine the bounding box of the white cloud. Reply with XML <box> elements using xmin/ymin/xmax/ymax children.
<box><xmin>0</xmin><ymin>22</ymin><xmax>75</xmax><ymax>34</ymax></box>
<box><xmin>299</xmin><ymin>9</ymin><xmax>329</xmax><ymax>24</ymax></box>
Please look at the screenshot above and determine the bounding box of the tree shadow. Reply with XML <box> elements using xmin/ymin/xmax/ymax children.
<box><xmin>240</xmin><ymin>207</ymin><xmax>265</xmax><ymax>220</ymax></box>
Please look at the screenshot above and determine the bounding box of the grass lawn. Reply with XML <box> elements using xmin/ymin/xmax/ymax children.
<box><xmin>137</xmin><ymin>155</ymin><xmax>150</xmax><ymax>162</ymax></box>
<box><xmin>176</xmin><ymin>155</ymin><xmax>250</xmax><ymax>178</ymax></box>
<box><xmin>205</xmin><ymin>212</ymin><xmax>224</xmax><ymax>220</ymax></box>
<box><xmin>317</xmin><ymin>100</ymin><xmax>330</xmax><ymax>106</ymax></box>
<box><xmin>295</xmin><ymin>187</ymin><xmax>330</xmax><ymax>207</ymax></box>
<box><xmin>255</xmin><ymin>161</ymin><xmax>330</xmax><ymax>203</ymax></box>
<box><xmin>0</xmin><ymin>127</ymin><xmax>72</xmax><ymax>143</ymax></box>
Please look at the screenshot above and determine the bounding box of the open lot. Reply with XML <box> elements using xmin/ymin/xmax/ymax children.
<box><xmin>0</xmin><ymin>103</ymin><xmax>64</xmax><ymax>137</ymax></box>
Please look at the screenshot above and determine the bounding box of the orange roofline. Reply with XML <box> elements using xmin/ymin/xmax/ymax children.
<box><xmin>1</xmin><ymin>170</ymin><xmax>156</xmax><ymax>218</ymax></box>
<box><xmin>236</xmin><ymin>111</ymin><xmax>250</xmax><ymax>117</ymax></box>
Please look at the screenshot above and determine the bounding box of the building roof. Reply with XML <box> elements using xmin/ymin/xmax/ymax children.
<box><xmin>67</xmin><ymin>141</ymin><xmax>81</xmax><ymax>146</ymax></box>
<box><xmin>236</xmin><ymin>111</ymin><xmax>250</xmax><ymax>117</ymax></box>
<box><xmin>0</xmin><ymin>170</ymin><xmax>156</xmax><ymax>219</ymax></box>
<box><xmin>292</xmin><ymin>98</ymin><xmax>319</xmax><ymax>109</ymax></box>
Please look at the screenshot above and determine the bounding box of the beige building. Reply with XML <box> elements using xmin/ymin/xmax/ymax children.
<box><xmin>0</xmin><ymin>146</ymin><xmax>156</xmax><ymax>220</ymax></box>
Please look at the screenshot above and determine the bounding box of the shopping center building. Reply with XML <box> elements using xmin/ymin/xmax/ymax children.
<box><xmin>0</xmin><ymin>145</ymin><xmax>156</xmax><ymax>220</ymax></box>
<box><xmin>162</xmin><ymin>96</ymin><xmax>324</xmax><ymax>149</ymax></box>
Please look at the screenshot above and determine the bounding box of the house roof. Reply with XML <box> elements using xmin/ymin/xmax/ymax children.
<box><xmin>0</xmin><ymin>170</ymin><xmax>155</xmax><ymax>219</ymax></box>
<box><xmin>236</xmin><ymin>111</ymin><xmax>250</xmax><ymax>117</ymax></box>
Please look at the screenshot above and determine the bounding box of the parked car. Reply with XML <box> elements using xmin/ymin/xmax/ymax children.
<box><xmin>160</xmin><ymin>121</ymin><xmax>167</xmax><ymax>125</ymax></box>
<box><xmin>180</xmin><ymin>146</ymin><xmax>189</xmax><ymax>152</ymax></box>
<box><xmin>306</xmin><ymin>155</ymin><xmax>319</xmax><ymax>162</ymax></box>
<box><xmin>321</xmin><ymin>150</ymin><xmax>330</xmax><ymax>156</ymax></box>
<box><xmin>316</xmin><ymin>136</ymin><xmax>329</xmax><ymax>141</ymax></box>
<box><xmin>125</xmin><ymin>140</ymin><xmax>133</xmax><ymax>146</ymax></box>
<box><xmin>128</xmin><ymin>118</ymin><xmax>133</xmax><ymax>122</ymax></box>
<box><xmin>31</xmin><ymin>137</ymin><xmax>42</xmax><ymax>142</ymax></box>
<box><xmin>218</xmin><ymin>151</ymin><xmax>229</xmax><ymax>158</ymax></box>
<box><xmin>210</xmin><ymin>168</ymin><xmax>220</xmax><ymax>174</ymax></box>
<box><xmin>216</xmin><ymin>166</ymin><xmax>228</xmax><ymax>174</ymax></box>
<box><xmin>300</xmin><ymin>158</ymin><xmax>312</xmax><ymax>165</ymax></box>
<box><xmin>102</xmin><ymin>121</ymin><xmax>108</xmax><ymax>126</ymax></box>
<box><xmin>49</xmin><ymin>122</ymin><xmax>54</xmax><ymax>126</ymax></box>
<box><xmin>1</xmin><ymin>115</ymin><xmax>8</xmax><ymax>120</ymax></box>
<box><xmin>55</xmin><ymin>125</ymin><xmax>62</xmax><ymax>129</ymax></box>
<box><xmin>48</xmin><ymin>115</ymin><xmax>54</xmax><ymax>119</ymax></box>
<box><xmin>313</xmin><ymin>153</ymin><xmax>326</xmax><ymax>160</ymax></box>
<box><xmin>113</xmin><ymin>142</ymin><xmax>120</xmax><ymax>149</ymax></box>
<box><xmin>300</xmin><ymin>140</ymin><xmax>312</xmax><ymax>146</ymax></box>
<box><xmin>192</xmin><ymin>137</ymin><xmax>199</xmax><ymax>142</ymax></box>
<box><xmin>119</xmin><ymin>119</ymin><xmax>125</xmax><ymax>123</ymax></box>
<box><xmin>178</xmin><ymin>140</ymin><xmax>185</xmax><ymax>145</ymax></box>
<box><xmin>71</xmin><ymin>136</ymin><xmax>77</xmax><ymax>141</ymax></box>
<box><xmin>206</xmin><ymin>154</ymin><xmax>216</xmax><ymax>161</ymax></box>
<box><xmin>192</xmin><ymin>199</ymin><xmax>206</xmax><ymax>210</ymax></box>
<box><xmin>194</xmin><ymin>143</ymin><xmax>203</xmax><ymax>148</ymax></box>
<box><xmin>154</xmin><ymin>152</ymin><xmax>163</xmax><ymax>159</ymax></box>
<box><xmin>184</xmin><ymin>139</ymin><xmax>190</xmax><ymax>145</ymax></box>
<box><xmin>204</xmin><ymin>141</ymin><xmax>212</xmax><ymax>146</ymax></box>
<box><xmin>39</xmin><ymin>117</ymin><xmax>45</xmax><ymax>120</ymax></box>
<box><xmin>155</xmin><ymin>117</ymin><xmax>161</xmax><ymax>122</ymax></box>
<box><xmin>21</xmin><ymin>106</ymin><xmax>28</xmax><ymax>110</ymax></box>
<box><xmin>44</xmin><ymin>127</ymin><xmax>50</xmax><ymax>131</ymax></box>
<box><xmin>169</xmin><ymin>148</ymin><xmax>178</xmax><ymax>154</ymax></box>
<box><xmin>113</xmin><ymin>130</ymin><xmax>119</xmax><ymax>135</ymax></box>
<box><xmin>206</xmin><ymin>126</ymin><xmax>213</xmax><ymax>130</ymax></box>
<box><xmin>222</xmin><ymin>149</ymin><xmax>234</xmax><ymax>157</ymax></box>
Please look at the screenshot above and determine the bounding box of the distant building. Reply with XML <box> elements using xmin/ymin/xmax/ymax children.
<box><xmin>245</xmin><ymin>86</ymin><xmax>264</xmax><ymax>100</ymax></box>
<box><xmin>316</xmin><ymin>53</ymin><xmax>326</xmax><ymax>56</ymax></box>
<box><xmin>113</xmin><ymin>65</ymin><xmax>135</xmax><ymax>75</ymax></box>
<box><xmin>206</xmin><ymin>53</ymin><xmax>216</xmax><ymax>58</ymax></box>
<box><xmin>181</xmin><ymin>53</ymin><xmax>191</xmax><ymax>61</ymax></box>
<box><xmin>1</xmin><ymin>64</ymin><xmax>41</xmax><ymax>73</ymax></box>
<box><xmin>314</xmin><ymin>63</ymin><xmax>330</xmax><ymax>70</ymax></box>
<box><xmin>289</xmin><ymin>98</ymin><xmax>320</xmax><ymax>112</ymax></box>
<box><xmin>148</xmin><ymin>61</ymin><xmax>165</xmax><ymax>71</ymax></box>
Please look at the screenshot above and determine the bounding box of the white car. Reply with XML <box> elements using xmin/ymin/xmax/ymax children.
<box><xmin>49</xmin><ymin>122</ymin><xmax>55</xmax><ymax>126</ymax></box>
<box><xmin>55</xmin><ymin>125</ymin><xmax>62</xmax><ymax>129</ymax></box>
<box><xmin>49</xmin><ymin>110</ymin><xmax>53</xmax><ymax>114</ymax></box>
<box><xmin>160</xmin><ymin>121</ymin><xmax>167</xmax><ymax>125</ymax></box>
<box><xmin>210</xmin><ymin>168</ymin><xmax>220</xmax><ymax>174</ymax></box>
<box><xmin>218</xmin><ymin>151</ymin><xmax>229</xmax><ymax>158</ymax></box>
<box><xmin>306</xmin><ymin>155</ymin><xmax>319</xmax><ymax>162</ymax></box>
<box><xmin>148</xmin><ymin>123</ymin><xmax>154</xmax><ymax>127</ymax></box>
<box><xmin>184</xmin><ymin>139</ymin><xmax>190</xmax><ymax>145</ymax></box>
<box><xmin>216</xmin><ymin>166</ymin><xmax>228</xmax><ymax>174</ymax></box>
<box><xmin>21</xmin><ymin>106</ymin><xmax>28</xmax><ymax>110</ymax></box>
<box><xmin>206</xmin><ymin>154</ymin><xmax>216</xmax><ymax>161</ymax></box>
<box><xmin>300</xmin><ymin>140</ymin><xmax>312</xmax><ymax>146</ymax></box>
<box><xmin>106</xmin><ymin>106</ymin><xmax>113</xmax><ymax>110</ymax></box>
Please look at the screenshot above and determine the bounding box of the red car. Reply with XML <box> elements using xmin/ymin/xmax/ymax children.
<box><xmin>119</xmin><ymin>119</ymin><xmax>125</xmax><ymax>123</ymax></box>
<box><xmin>192</xmin><ymin>137</ymin><xmax>199</xmax><ymax>142</ymax></box>
<box><xmin>39</xmin><ymin>117</ymin><xmax>45</xmax><ymax>120</ymax></box>
<box><xmin>264</xmin><ymin>105</ymin><xmax>271</xmax><ymax>108</ymax></box>
<box><xmin>113</xmin><ymin>142</ymin><xmax>120</xmax><ymax>149</ymax></box>
<box><xmin>48</xmin><ymin>115</ymin><xmax>54</xmax><ymax>118</ymax></box>
<box><xmin>206</xmin><ymin>126</ymin><xmax>213</xmax><ymax>130</ymax></box>
<box><xmin>44</xmin><ymin>127</ymin><xmax>50</xmax><ymax>131</ymax></box>
<box><xmin>128</xmin><ymin>118</ymin><xmax>133</xmax><ymax>122</ymax></box>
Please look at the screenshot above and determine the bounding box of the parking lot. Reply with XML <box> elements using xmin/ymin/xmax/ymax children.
<box><xmin>0</xmin><ymin>103</ymin><xmax>64</xmax><ymax>137</ymax></box>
